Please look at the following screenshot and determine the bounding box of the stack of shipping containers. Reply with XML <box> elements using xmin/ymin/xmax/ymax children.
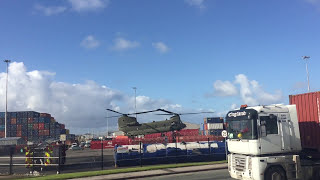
<box><xmin>204</xmin><ymin>117</ymin><xmax>225</xmax><ymax>136</ymax></box>
<box><xmin>0</xmin><ymin>111</ymin><xmax>73</xmax><ymax>144</ymax></box>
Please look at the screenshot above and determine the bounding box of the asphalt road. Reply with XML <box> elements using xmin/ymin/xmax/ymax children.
<box><xmin>134</xmin><ymin>169</ymin><xmax>233</xmax><ymax>180</ymax></box>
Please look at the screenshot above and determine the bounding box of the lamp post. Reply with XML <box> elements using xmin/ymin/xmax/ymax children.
<box><xmin>302</xmin><ymin>56</ymin><xmax>311</xmax><ymax>92</ymax></box>
<box><xmin>106</xmin><ymin>111</ymin><xmax>108</xmax><ymax>137</ymax></box>
<box><xmin>4</xmin><ymin>60</ymin><xmax>11</xmax><ymax>138</ymax></box>
<box><xmin>132</xmin><ymin>87</ymin><xmax>137</xmax><ymax>119</ymax></box>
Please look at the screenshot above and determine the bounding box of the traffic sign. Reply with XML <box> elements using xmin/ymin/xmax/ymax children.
<box><xmin>221</xmin><ymin>130</ymin><xmax>227</xmax><ymax>138</ymax></box>
<box><xmin>60</xmin><ymin>134</ymin><xmax>66</xmax><ymax>142</ymax></box>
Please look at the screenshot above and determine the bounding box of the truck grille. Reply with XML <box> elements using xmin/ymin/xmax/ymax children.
<box><xmin>232</xmin><ymin>155</ymin><xmax>246</xmax><ymax>172</ymax></box>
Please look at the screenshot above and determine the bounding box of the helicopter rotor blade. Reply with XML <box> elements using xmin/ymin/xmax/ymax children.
<box><xmin>155</xmin><ymin>111</ymin><xmax>215</xmax><ymax>115</ymax></box>
<box><xmin>106</xmin><ymin>109</ymin><xmax>124</xmax><ymax>115</ymax></box>
<box><xmin>105</xmin><ymin>115</ymin><xmax>122</xmax><ymax>118</ymax></box>
<box><xmin>179</xmin><ymin>111</ymin><xmax>215</xmax><ymax>115</ymax></box>
<box><xmin>127</xmin><ymin>109</ymin><xmax>163</xmax><ymax>115</ymax></box>
<box><xmin>157</xmin><ymin>109</ymin><xmax>176</xmax><ymax>114</ymax></box>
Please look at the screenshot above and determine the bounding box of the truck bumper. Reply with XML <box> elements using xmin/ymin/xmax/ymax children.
<box><xmin>228</xmin><ymin>154</ymin><xmax>265</xmax><ymax>180</ymax></box>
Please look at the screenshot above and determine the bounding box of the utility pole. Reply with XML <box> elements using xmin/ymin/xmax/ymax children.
<box><xmin>302</xmin><ymin>56</ymin><xmax>310</xmax><ymax>92</ymax></box>
<box><xmin>4</xmin><ymin>60</ymin><xmax>11</xmax><ymax>138</ymax></box>
<box><xmin>132</xmin><ymin>87</ymin><xmax>137</xmax><ymax>119</ymax></box>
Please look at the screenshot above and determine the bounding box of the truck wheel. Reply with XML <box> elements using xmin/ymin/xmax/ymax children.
<box><xmin>265</xmin><ymin>166</ymin><xmax>286</xmax><ymax>180</ymax></box>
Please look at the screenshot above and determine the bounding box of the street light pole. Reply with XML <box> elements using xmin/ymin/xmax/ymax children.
<box><xmin>302</xmin><ymin>56</ymin><xmax>310</xmax><ymax>92</ymax></box>
<box><xmin>106</xmin><ymin>111</ymin><xmax>108</xmax><ymax>137</ymax></box>
<box><xmin>4</xmin><ymin>60</ymin><xmax>11</xmax><ymax>138</ymax></box>
<box><xmin>132</xmin><ymin>87</ymin><xmax>137</xmax><ymax>119</ymax></box>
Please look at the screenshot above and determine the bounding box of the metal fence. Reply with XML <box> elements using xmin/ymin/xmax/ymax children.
<box><xmin>114</xmin><ymin>138</ymin><xmax>227</xmax><ymax>167</ymax></box>
<box><xmin>0</xmin><ymin>144</ymin><xmax>117</xmax><ymax>176</ymax></box>
<box><xmin>0</xmin><ymin>136</ymin><xmax>227</xmax><ymax>176</ymax></box>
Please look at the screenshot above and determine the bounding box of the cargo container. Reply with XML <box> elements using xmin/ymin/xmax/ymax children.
<box><xmin>205</xmin><ymin>117</ymin><xmax>224</xmax><ymax>123</ymax></box>
<box><xmin>1</xmin><ymin>111</ymin><xmax>70</xmax><ymax>143</ymax></box>
<box><xmin>207</xmin><ymin>123</ymin><xmax>224</xmax><ymax>130</ymax></box>
<box><xmin>289</xmin><ymin>91</ymin><xmax>320</xmax><ymax>152</ymax></box>
<box><xmin>227</xmin><ymin>91</ymin><xmax>320</xmax><ymax>180</ymax></box>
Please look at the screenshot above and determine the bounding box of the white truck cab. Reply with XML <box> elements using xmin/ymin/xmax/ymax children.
<box><xmin>226</xmin><ymin>104</ymin><xmax>320</xmax><ymax>180</ymax></box>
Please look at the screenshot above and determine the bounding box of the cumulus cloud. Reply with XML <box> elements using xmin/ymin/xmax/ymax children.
<box><xmin>234</xmin><ymin>74</ymin><xmax>282</xmax><ymax>105</ymax></box>
<box><xmin>230</xmin><ymin>103</ymin><xmax>237</xmax><ymax>110</ymax></box>
<box><xmin>81</xmin><ymin>35</ymin><xmax>100</xmax><ymax>49</ymax></box>
<box><xmin>68</xmin><ymin>0</ymin><xmax>109</xmax><ymax>12</ymax></box>
<box><xmin>110</xmin><ymin>37</ymin><xmax>140</xmax><ymax>51</ymax></box>
<box><xmin>152</xmin><ymin>42</ymin><xmax>170</xmax><ymax>53</ymax></box>
<box><xmin>0</xmin><ymin>62</ymin><xmax>191</xmax><ymax>134</ymax></box>
<box><xmin>185</xmin><ymin>0</ymin><xmax>206</xmax><ymax>9</ymax></box>
<box><xmin>213</xmin><ymin>80</ymin><xmax>238</xmax><ymax>96</ymax></box>
<box><xmin>212</xmin><ymin>74</ymin><xmax>283</xmax><ymax>106</ymax></box>
<box><xmin>34</xmin><ymin>4</ymin><xmax>67</xmax><ymax>16</ymax></box>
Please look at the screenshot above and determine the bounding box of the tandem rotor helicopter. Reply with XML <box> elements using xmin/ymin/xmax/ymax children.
<box><xmin>106</xmin><ymin>108</ymin><xmax>214</xmax><ymax>137</ymax></box>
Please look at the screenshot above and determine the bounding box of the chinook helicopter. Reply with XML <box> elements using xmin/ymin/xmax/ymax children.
<box><xmin>106</xmin><ymin>108</ymin><xmax>213</xmax><ymax>137</ymax></box>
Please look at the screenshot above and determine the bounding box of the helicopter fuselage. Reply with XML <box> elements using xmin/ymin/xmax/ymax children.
<box><xmin>118</xmin><ymin>115</ymin><xmax>186</xmax><ymax>136</ymax></box>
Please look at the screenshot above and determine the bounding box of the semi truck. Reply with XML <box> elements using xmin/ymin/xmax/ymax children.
<box><xmin>226</xmin><ymin>91</ymin><xmax>320</xmax><ymax>180</ymax></box>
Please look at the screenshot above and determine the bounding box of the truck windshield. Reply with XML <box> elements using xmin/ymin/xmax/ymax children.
<box><xmin>227</xmin><ymin>119</ymin><xmax>257</xmax><ymax>139</ymax></box>
<box><xmin>226</xmin><ymin>109</ymin><xmax>258</xmax><ymax>140</ymax></box>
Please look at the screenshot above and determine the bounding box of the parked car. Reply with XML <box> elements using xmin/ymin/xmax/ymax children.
<box><xmin>69</xmin><ymin>143</ymin><xmax>83</xmax><ymax>150</ymax></box>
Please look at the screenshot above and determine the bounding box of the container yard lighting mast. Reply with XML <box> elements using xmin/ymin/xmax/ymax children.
<box><xmin>106</xmin><ymin>110</ymin><xmax>109</xmax><ymax>137</ymax></box>
<box><xmin>3</xmin><ymin>59</ymin><xmax>11</xmax><ymax>138</ymax></box>
<box><xmin>302</xmin><ymin>56</ymin><xmax>311</xmax><ymax>92</ymax></box>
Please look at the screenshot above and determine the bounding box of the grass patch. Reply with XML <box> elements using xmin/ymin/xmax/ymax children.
<box><xmin>23</xmin><ymin>160</ymin><xmax>227</xmax><ymax>180</ymax></box>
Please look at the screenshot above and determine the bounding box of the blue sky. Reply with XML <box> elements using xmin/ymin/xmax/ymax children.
<box><xmin>0</xmin><ymin>0</ymin><xmax>319</xmax><ymax>134</ymax></box>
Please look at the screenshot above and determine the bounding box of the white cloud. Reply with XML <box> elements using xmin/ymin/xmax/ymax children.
<box><xmin>212</xmin><ymin>74</ymin><xmax>283</xmax><ymax>106</ymax></box>
<box><xmin>185</xmin><ymin>0</ymin><xmax>206</xmax><ymax>9</ymax></box>
<box><xmin>213</xmin><ymin>80</ymin><xmax>238</xmax><ymax>96</ymax></box>
<box><xmin>234</xmin><ymin>74</ymin><xmax>283</xmax><ymax>105</ymax></box>
<box><xmin>110</xmin><ymin>37</ymin><xmax>140</xmax><ymax>51</ymax></box>
<box><xmin>80</xmin><ymin>35</ymin><xmax>100</xmax><ymax>49</ymax></box>
<box><xmin>68</xmin><ymin>0</ymin><xmax>109</xmax><ymax>12</ymax></box>
<box><xmin>230</xmin><ymin>103</ymin><xmax>237</xmax><ymax>110</ymax></box>
<box><xmin>234</xmin><ymin>74</ymin><xmax>257</xmax><ymax>105</ymax></box>
<box><xmin>0</xmin><ymin>62</ymin><xmax>192</xmax><ymax>134</ymax></box>
<box><xmin>34</xmin><ymin>4</ymin><xmax>67</xmax><ymax>16</ymax></box>
<box><xmin>152</xmin><ymin>42</ymin><xmax>170</xmax><ymax>53</ymax></box>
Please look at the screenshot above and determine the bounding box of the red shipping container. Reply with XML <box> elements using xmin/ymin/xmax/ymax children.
<box><xmin>39</xmin><ymin>123</ymin><xmax>44</xmax><ymax>130</ymax></box>
<box><xmin>44</xmin><ymin>130</ymin><xmax>49</xmax><ymax>136</ymax></box>
<box><xmin>33</xmin><ymin>124</ymin><xmax>38</xmax><ymax>130</ymax></box>
<box><xmin>0</xmin><ymin>131</ymin><xmax>4</xmax><ymax>138</ymax></box>
<box><xmin>17</xmin><ymin>125</ymin><xmax>22</xmax><ymax>131</ymax></box>
<box><xmin>289</xmin><ymin>91</ymin><xmax>320</xmax><ymax>152</ymax></box>
<box><xmin>204</xmin><ymin>122</ymin><xmax>208</xmax><ymax>131</ymax></box>
<box><xmin>17</xmin><ymin>131</ymin><xmax>22</xmax><ymax>137</ymax></box>
<box><xmin>39</xmin><ymin>130</ymin><xmax>45</xmax><ymax>136</ymax></box>
<box><xmin>11</xmin><ymin>118</ymin><xmax>17</xmax><ymax>124</ymax></box>
<box><xmin>40</xmin><ymin>113</ymin><xmax>51</xmax><ymax>118</ymax></box>
<box><xmin>28</xmin><ymin>118</ymin><xmax>33</xmax><ymax>123</ymax></box>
